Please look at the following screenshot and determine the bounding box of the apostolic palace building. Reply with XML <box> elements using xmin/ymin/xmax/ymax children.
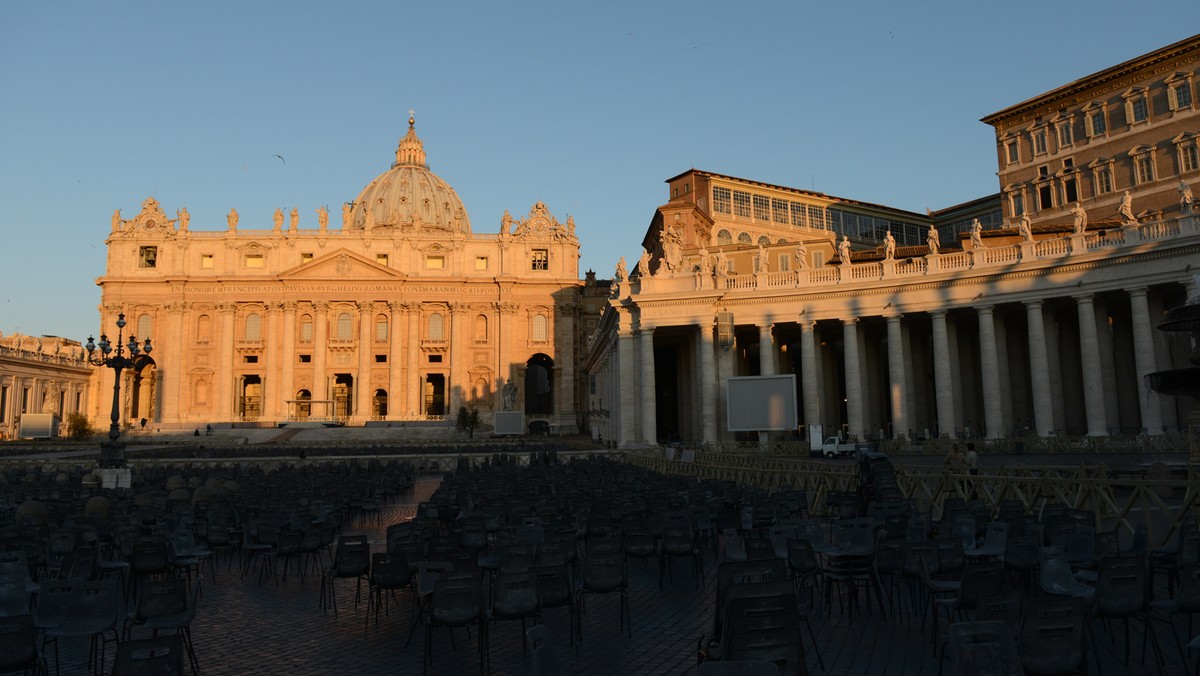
<box><xmin>586</xmin><ymin>34</ymin><xmax>1200</xmax><ymax>447</ymax></box>
<box><xmin>87</xmin><ymin>115</ymin><xmax>586</xmax><ymax>434</ymax></box>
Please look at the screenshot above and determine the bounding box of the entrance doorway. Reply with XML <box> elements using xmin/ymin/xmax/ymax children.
<box><xmin>333</xmin><ymin>374</ymin><xmax>353</xmax><ymax>420</ymax></box>
<box><xmin>424</xmin><ymin>374</ymin><xmax>445</xmax><ymax>416</ymax></box>
<box><xmin>240</xmin><ymin>375</ymin><xmax>262</xmax><ymax>419</ymax></box>
<box><xmin>525</xmin><ymin>354</ymin><xmax>554</xmax><ymax>414</ymax></box>
<box><xmin>373</xmin><ymin>389</ymin><xmax>388</xmax><ymax>418</ymax></box>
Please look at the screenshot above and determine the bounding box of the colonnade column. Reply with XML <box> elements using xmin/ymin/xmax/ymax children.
<box><xmin>1024</xmin><ymin>301</ymin><xmax>1054</xmax><ymax>437</ymax></box>
<box><xmin>885</xmin><ymin>314</ymin><xmax>908</xmax><ymax>440</ymax></box>
<box><xmin>1074</xmin><ymin>294</ymin><xmax>1108</xmax><ymax>436</ymax></box>
<box><xmin>312</xmin><ymin>301</ymin><xmax>329</xmax><ymax>415</ymax></box>
<box><xmin>388</xmin><ymin>301</ymin><xmax>403</xmax><ymax>420</ymax></box>
<box><xmin>356</xmin><ymin>302</ymin><xmax>373</xmax><ymax>420</ymax></box>
<box><xmin>281</xmin><ymin>302</ymin><xmax>297</xmax><ymax>421</ymax></box>
<box><xmin>799</xmin><ymin>320</ymin><xmax>821</xmax><ymax>438</ymax></box>
<box><xmin>930</xmin><ymin>310</ymin><xmax>957</xmax><ymax>438</ymax></box>
<box><xmin>555</xmin><ymin>303</ymin><xmax>576</xmax><ymax>428</ymax></box>
<box><xmin>639</xmin><ymin>324</ymin><xmax>656</xmax><ymax>445</ymax></box>
<box><xmin>448</xmin><ymin>303</ymin><xmax>466</xmax><ymax>415</ymax></box>
<box><xmin>758</xmin><ymin>323</ymin><xmax>776</xmax><ymax>376</ymax></box>
<box><xmin>166</xmin><ymin>302</ymin><xmax>186</xmax><ymax>424</ymax></box>
<box><xmin>977</xmin><ymin>305</ymin><xmax>1005</xmax><ymax>439</ymax></box>
<box><xmin>698</xmin><ymin>322</ymin><xmax>718</xmax><ymax>443</ymax></box>
<box><xmin>1128</xmin><ymin>288</ymin><xmax>1163</xmax><ymax>435</ymax></box>
<box><xmin>217</xmin><ymin>303</ymin><xmax>236</xmax><ymax>421</ymax></box>
<box><xmin>842</xmin><ymin>318</ymin><xmax>864</xmax><ymax>440</ymax></box>
<box><xmin>406</xmin><ymin>303</ymin><xmax>421</xmax><ymax>417</ymax></box>
<box><xmin>617</xmin><ymin>314</ymin><xmax>636</xmax><ymax>446</ymax></box>
<box><xmin>265</xmin><ymin>302</ymin><xmax>282</xmax><ymax>421</ymax></box>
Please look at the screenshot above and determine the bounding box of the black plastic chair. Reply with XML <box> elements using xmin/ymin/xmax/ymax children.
<box><xmin>44</xmin><ymin>578</ymin><xmax>122</xmax><ymax>676</ymax></box>
<box><xmin>321</xmin><ymin>536</ymin><xmax>371</xmax><ymax>617</ymax></box>
<box><xmin>945</xmin><ymin>620</ymin><xmax>1022</xmax><ymax>676</ymax></box>
<box><xmin>534</xmin><ymin>564</ymin><xmax>576</xmax><ymax>647</ymax></box>
<box><xmin>1092</xmin><ymin>554</ymin><xmax>1162</xmax><ymax>670</ymax></box>
<box><xmin>366</xmin><ymin>552</ymin><xmax>413</xmax><ymax>630</ymax></box>
<box><xmin>1020</xmin><ymin>597</ymin><xmax>1087</xmax><ymax>676</ymax></box>
<box><xmin>577</xmin><ymin>539</ymin><xmax>629</xmax><ymax>640</ymax></box>
<box><xmin>111</xmin><ymin>635</ymin><xmax>185</xmax><ymax>676</ymax></box>
<box><xmin>124</xmin><ymin>576</ymin><xmax>200</xmax><ymax>674</ymax></box>
<box><xmin>488</xmin><ymin>570</ymin><xmax>540</xmax><ymax>658</ymax></box>
<box><xmin>424</xmin><ymin>572</ymin><xmax>485</xmax><ymax>676</ymax></box>
<box><xmin>0</xmin><ymin>614</ymin><xmax>44</xmax><ymax>675</ymax></box>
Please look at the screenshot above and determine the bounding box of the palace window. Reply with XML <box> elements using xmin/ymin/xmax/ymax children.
<box><xmin>376</xmin><ymin>254</ymin><xmax>389</xmax><ymax>266</ymax></box>
<box><xmin>778</xmin><ymin>254</ymin><xmax>790</xmax><ymax>271</ymax></box>
<box><xmin>1055</xmin><ymin>118</ymin><xmax>1074</xmax><ymax>149</ymax></box>
<box><xmin>428</xmin><ymin>313</ymin><xmax>444</xmax><ymax>340</ymax></box>
<box><xmin>336</xmin><ymin>312</ymin><xmax>352</xmax><ymax>340</ymax></box>
<box><xmin>532</xmin><ymin>314</ymin><xmax>548</xmax><ymax>343</ymax></box>
<box><xmin>138</xmin><ymin>246</ymin><xmax>157</xmax><ymax>269</ymax></box>
<box><xmin>300</xmin><ymin>252</ymin><xmax>313</xmax><ymax>263</ymax></box>
<box><xmin>771</xmin><ymin>198</ymin><xmax>789</xmax><ymax>224</ymax></box>
<box><xmin>531</xmin><ymin>249</ymin><xmax>548</xmax><ymax>271</ymax></box>
<box><xmin>790</xmin><ymin>202</ymin><xmax>807</xmax><ymax>227</ymax></box>
<box><xmin>475</xmin><ymin>256</ymin><xmax>489</xmax><ymax>271</ymax></box>
<box><xmin>757</xmin><ymin>235</ymin><xmax>771</xmax><ymax>246</ymax></box>
<box><xmin>1175</xmin><ymin>133</ymin><xmax>1200</xmax><ymax>173</ymax></box>
<box><xmin>1031</xmin><ymin>127</ymin><xmax>1048</xmax><ymax>156</ymax></box>
<box><xmin>1167</xmin><ymin>73</ymin><xmax>1195</xmax><ymax>112</ymax></box>
<box><xmin>137</xmin><ymin>314</ymin><xmax>152</xmax><ymax>339</ymax></box>
<box><xmin>752</xmin><ymin>195</ymin><xmax>770</xmax><ymax>221</ymax></box>
<box><xmin>732</xmin><ymin>190</ymin><xmax>752</xmax><ymax>217</ymax></box>
<box><xmin>713</xmin><ymin>186</ymin><xmax>731</xmax><ymax>214</ymax></box>
<box><xmin>375</xmin><ymin>314</ymin><xmax>388</xmax><ymax>342</ymax></box>
<box><xmin>298</xmin><ymin>354</ymin><xmax>311</xmax><ymax>363</ymax></box>
<box><xmin>244</xmin><ymin>356</ymin><xmax>258</xmax><ymax>364</ymax></box>
<box><xmin>1085</xmin><ymin>104</ymin><xmax>1107</xmax><ymax>138</ymax></box>
<box><xmin>1129</xmin><ymin>145</ymin><xmax>1157</xmax><ymax>185</ymax></box>
<box><xmin>244</xmin><ymin>313</ymin><xmax>261</xmax><ymax>341</ymax></box>
<box><xmin>737</xmin><ymin>232</ymin><xmax>752</xmax><ymax>245</ymax></box>
<box><xmin>1005</xmin><ymin>140</ymin><xmax>1020</xmax><ymax>164</ymax></box>
<box><xmin>1089</xmin><ymin>157</ymin><xmax>1115</xmax><ymax>195</ymax></box>
<box><xmin>244</xmin><ymin>253</ymin><xmax>264</xmax><ymax>268</ymax></box>
<box><xmin>716</xmin><ymin>229</ymin><xmax>732</xmax><ymax>245</ymax></box>
<box><xmin>425</xmin><ymin>255</ymin><xmax>444</xmax><ymax>269</ymax></box>
<box><xmin>1005</xmin><ymin>185</ymin><xmax>1026</xmax><ymax>217</ymax></box>
<box><xmin>299</xmin><ymin>314</ymin><xmax>313</xmax><ymax>342</ymax></box>
<box><xmin>200</xmin><ymin>254</ymin><xmax>214</xmax><ymax>269</ymax></box>
<box><xmin>1124</xmin><ymin>87</ymin><xmax>1150</xmax><ymax>125</ymax></box>
<box><xmin>375</xmin><ymin>354</ymin><xmax>387</xmax><ymax>363</ymax></box>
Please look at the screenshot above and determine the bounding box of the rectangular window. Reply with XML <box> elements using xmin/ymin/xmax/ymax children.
<box><xmin>586</xmin><ymin>303</ymin><xmax>595</xmax><ymax>313</ymax></box>
<box><xmin>475</xmin><ymin>256</ymin><xmax>488</xmax><ymax>271</ymax></box>
<box><xmin>1135</xmin><ymin>155</ymin><xmax>1155</xmax><ymax>184</ymax></box>
<box><xmin>1032</xmin><ymin>129</ymin><xmax>1047</xmax><ymax>155</ymax></box>
<box><xmin>1183</xmin><ymin>144</ymin><xmax>1199</xmax><ymax>173</ymax></box>
<box><xmin>244</xmin><ymin>254</ymin><xmax>264</xmax><ymax>268</ymax></box>
<box><xmin>778</xmin><ymin>254</ymin><xmax>790</xmax><ymax>271</ymax></box>
<box><xmin>200</xmin><ymin>254</ymin><xmax>214</xmax><ymax>269</ymax></box>
<box><xmin>771</xmin><ymin>198</ymin><xmax>790</xmax><ymax>224</ymax></box>
<box><xmin>425</xmin><ymin>256</ymin><xmax>444</xmax><ymax>269</ymax></box>
<box><xmin>428</xmin><ymin>354</ymin><xmax>443</xmax><ymax>363</ymax></box>
<box><xmin>300</xmin><ymin>252</ymin><xmax>313</xmax><ymax>263</ymax></box>
<box><xmin>1131</xmin><ymin>98</ymin><xmax>1148</xmax><ymax>123</ymax></box>
<box><xmin>807</xmin><ymin>205</ymin><xmax>827</xmax><ymax>230</ymax></box>
<box><xmin>713</xmin><ymin>186</ymin><xmax>731</xmax><ymax>214</ymax></box>
<box><xmin>790</xmin><ymin>202</ymin><xmax>807</xmax><ymax>227</ymax></box>
<box><xmin>139</xmin><ymin>246</ymin><xmax>158</xmax><ymax>269</ymax></box>
<box><xmin>375</xmin><ymin>319</ymin><xmax>388</xmax><ymax>341</ymax></box>
<box><xmin>375</xmin><ymin>354</ymin><xmax>387</xmax><ymax>363</ymax></box>
<box><xmin>298</xmin><ymin>354</ymin><xmax>311</xmax><ymax>363</ymax></box>
<box><xmin>243</xmin><ymin>356</ymin><xmax>258</xmax><ymax>364</ymax></box>
<box><xmin>1174</xmin><ymin>83</ymin><xmax>1194</xmax><ymax>110</ymax></box>
<box><xmin>376</xmin><ymin>254</ymin><xmax>389</xmax><ymax>266</ymax></box>
<box><xmin>732</xmin><ymin>190</ymin><xmax>752</xmax><ymax>218</ymax></box>
<box><xmin>1011</xmin><ymin>193</ymin><xmax>1025</xmax><ymax>216</ymax></box>
<box><xmin>1088</xmin><ymin>110</ymin><xmax>1107</xmax><ymax>136</ymax></box>
<box><xmin>752</xmin><ymin>195</ymin><xmax>770</xmax><ymax>221</ymax></box>
<box><xmin>1095</xmin><ymin>167</ymin><xmax>1113</xmax><ymax>194</ymax></box>
<box><xmin>1056</xmin><ymin>122</ymin><xmax>1073</xmax><ymax>148</ymax></box>
<box><xmin>531</xmin><ymin>249</ymin><xmax>548</xmax><ymax>271</ymax></box>
<box><xmin>1006</xmin><ymin>141</ymin><xmax>1019</xmax><ymax>163</ymax></box>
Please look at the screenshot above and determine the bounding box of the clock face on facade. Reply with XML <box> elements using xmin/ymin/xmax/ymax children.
<box><xmin>144</xmin><ymin>219</ymin><xmax>157</xmax><ymax>230</ymax></box>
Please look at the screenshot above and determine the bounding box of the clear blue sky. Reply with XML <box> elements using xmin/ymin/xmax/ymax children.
<box><xmin>1</xmin><ymin>1</ymin><xmax>1194</xmax><ymax>343</ymax></box>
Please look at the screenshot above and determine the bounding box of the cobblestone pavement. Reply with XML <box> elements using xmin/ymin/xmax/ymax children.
<box><xmin>46</xmin><ymin>471</ymin><xmax>1195</xmax><ymax>675</ymax></box>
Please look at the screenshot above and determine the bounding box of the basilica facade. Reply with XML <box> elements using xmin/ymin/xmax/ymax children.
<box><xmin>586</xmin><ymin>34</ymin><xmax>1200</xmax><ymax>446</ymax></box>
<box><xmin>92</xmin><ymin>116</ymin><xmax>583</xmax><ymax>433</ymax></box>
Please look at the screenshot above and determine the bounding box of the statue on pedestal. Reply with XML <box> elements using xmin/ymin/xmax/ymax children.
<box><xmin>273</xmin><ymin>208</ymin><xmax>284</xmax><ymax>231</ymax></box>
<box><xmin>1018</xmin><ymin>214</ymin><xmax>1033</xmax><ymax>242</ymax></box>
<box><xmin>502</xmin><ymin>379</ymin><xmax>518</xmax><ymax>411</ymax></box>
<box><xmin>883</xmin><ymin>231</ymin><xmax>896</xmax><ymax>260</ymax></box>
<box><xmin>227</xmin><ymin>208</ymin><xmax>239</xmax><ymax>231</ymax></box>
<box><xmin>926</xmin><ymin>225</ymin><xmax>939</xmax><ymax>254</ymax></box>
<box><xmin>839</xmin><ymin>235</ymin><xmax>853</xmax><ymax>263</ymax></box>
<box><xmin>1180</xmin><ymin>180</ymin><xmax>1195</xmax><ymax>214</ymax></box>
<box><xmin>1071</xmin><ymin>203</ymin><xmax>1088</xmax><ymax>235</ymax></box>
<box><xmin>970</xmin><ymin>219</ymin><xmax>985</xmax><ymax>250</ymax></box>
<box><xmin>1119</xmin><ymin>191</ymin><xmax>1137</xmax><ymax>225</ymax></box>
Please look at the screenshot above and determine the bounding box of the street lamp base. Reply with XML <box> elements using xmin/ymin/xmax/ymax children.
<box><xmin>97</xmin><ymin>467</ymin><xmax>132</xmax><ymax>489</ymax></box>
<box><xmin>98</xmin><ymin>440</ymin><xmax>126</xmax><ymax>469</ymax></box>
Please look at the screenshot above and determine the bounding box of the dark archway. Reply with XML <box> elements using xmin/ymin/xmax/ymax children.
<box><xmin>333</xmin><ymin>374</ymin><xmax>353</xmax><ymax>420</ymax></box>
<box><xmin>525</xmin><ymin>354</ymin><xmax>554</xmax><ymax>415</ymax></box>
<box><xmin>373</xmin><ymin>389</ymin><xmax>388</xmax><ymax>418</ymax></box>
<box><xmin>129</xmin><ymin>356</ymin><xmax>157</xmax><ymax>424</ymax></box>
<box><xmin>296</xmin><ymin>390</ymin><xmax>311</xmax><ymax>420</ymax></box>
<box><xmin>240</xmin><ymin>375</ymin><xmax>262</xmax><ymax>420</ymax></box>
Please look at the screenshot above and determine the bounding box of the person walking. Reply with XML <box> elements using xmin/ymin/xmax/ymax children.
<box><xmin>964</xmin><ymin>443</ymin><xmax>979</xmax><ymax>475</ymax></box>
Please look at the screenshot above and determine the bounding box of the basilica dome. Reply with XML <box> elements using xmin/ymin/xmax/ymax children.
<box><xmin>348</xmin><ymin>115</ymin><xmax>471</xmax><ymax>234</ymax></box>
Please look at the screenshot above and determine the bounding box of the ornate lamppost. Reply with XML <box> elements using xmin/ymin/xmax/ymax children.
<box><xmin>86</xmin><ymin>313</ymin><xmax>152</xmax><ymax>469</ymax></box>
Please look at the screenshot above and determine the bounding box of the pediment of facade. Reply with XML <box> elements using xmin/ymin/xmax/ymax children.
<box><xmin>278</xmin><ymin>249</ymin><xmax>404</xmax><ymax>281</ymax></box>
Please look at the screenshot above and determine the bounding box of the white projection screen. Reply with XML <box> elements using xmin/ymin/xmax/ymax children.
<box><xmin>726</xmin><ymin>374</ymin><xmax>797</xmax><ymax>431</ymax></box>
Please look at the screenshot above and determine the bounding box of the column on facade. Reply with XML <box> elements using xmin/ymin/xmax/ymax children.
<box><xmin>265</xmin><ymin>302</ymin><xmax>283</xmax><ymax>420</ymax></box>
<box><xmin>356</xmin><ymin>302</ymin><xmax>373</xmax><ymax>420</ymax></box>
<box><xmin>698</xmin><ymin>321</ymin><xmax>718</xmax><ymax>443</ymax></box>
<box><xmin>447</xmin><ymin>303</ymin><xmax>465</xmax><ymax>415</ymax></box>
<box><xmin>617</xmin><ymin>313</ymin><xmax>636</xmax><ymax>446</ymax></box>
<box><xmin>758</xmin><ymin>323</ymin><xmax>776</xmax><ymax>376</ymax></box>
<box><xmin>716</xmin><ymin>326</ymin><xmax>736</xmax><ymax>440</ymax></box>
<box><xmin>885</xmin><ymin>314</ymin><xmax>908</xmax><ymax>440</ymax></box>
<box><xmin>406</xmin><ymin>303</ymin><xmax>421</xmax><ymax>417</ymax></box>
<box><xmin>555</xmin><ymin>303</ymin><xmax>576</xmax><ymax>427</ymax></box>
<box><xmin>842</xmin><ymin>318</ymin><xmax>864</xmax><ymax>440</ymax></box>
<box><xmin>930</xmin><ymin>310</ymin><xmax>957</xmax><ymax>439</ymax></box>
<box><xmin>312</xmin><ymin>301</ymin><xmax>329</xmax><ymax>415</ymax></box>
<box><xmin>976</xmin><ymin>305</ymin><xmax>1005</xmax><ymax>439</ymax></box>
<box><xmin>217</xmin><ymin>303</ymin><xmax>236</xmax><ymax>421</ymax></box>
<box><xmin>1020</xmin><ymin>304</ymin><xmax>1050</xmax><ymax>433</ymax></box>
<box><xmin>281</xmin><ymin>302</ymin><xmax>297</xmax><ymax>421</ymax></box>
<box><xmin>388</xmin><ymin>301</ymin><xmax>403</xmax><ymax>420</ymax></box>
<box><xmin>638</xmin><ymin>324</ymin><xmax>656</xmax><ymax>445</ymax></box>
<box><xmin>1128</xmin><ymin>288</ymin><xmax>1163</xmax><ymax>434</ymax></box>
<box><xmin>1074</xmin><ymin>294</ymin><xmax>1108</xmax><ymax>436</ymax></box>
<box><xmin>165</xmin><ymin>303</ymin><xmax>186</xmax><ymax>424</ymax></box>
<box><xmin>799</xmin><ymin>319</ymin><xmax>820</xmax><ymax>437</ymax></box>
<box><xmin>1094</xmin><ymin>298</ymin><xmax>1121</xmax><ymax>432</ymax></box>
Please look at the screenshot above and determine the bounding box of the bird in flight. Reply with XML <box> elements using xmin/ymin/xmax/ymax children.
<box><xmin>273</xmin><ymin>154</ymin><xmax>286</xmax><ymax>164</ymax></box>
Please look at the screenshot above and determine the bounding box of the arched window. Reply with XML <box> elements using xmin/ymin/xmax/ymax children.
<box><xmin>474</xmin><ymin>314</ymin><xmax>488</xmax><ymax>343</ymax></box>
<box><xmin>532</xmin><ymin>314</ymin><xmax>548</xmax><ymax>343</ymax></box>
<box><xmin>136</xmin><ymin>314</ymin><xmax>152</xmax><ymax>339</ymax></box>
<box><xmin>428</xmin><ymin>313</ymin><xmax>444</xmax><ymax>340</ymax></box>
<box><xmin>245</xmin><ymin>313</ymin><xmax>261</xmax><ymax>341</ymax></box>
<box><xmin>194</xmin><ymin>378</ymin><xmax>209</xmax><ymax>406</ymax></box>
<box><xmin>299</xmin><ymin>314</ymin><xmax>313</xmax><ymax>342</ymax></box>
<box><xmin>196</xmin><ymin>314</ymin><xmax>211</xmax><ymax>343</ymax></box>
<box><xmin>375</xmin><ymin>314</ymin><xmax>388</xmax><ymax>342</ymax></box>
<box><xmin>336</xmin><ymin>312</ymin><xmax>353</xmax><ymax>340</ymax></box>
<box><xmin>473</xmin><ymin>378</ymin><xmax>488</xmax><ymax>404</ymax></box>
<box><xmin>717</xmin><ymin>229</ymin><xmax>732</xmax><ymax>245</ymax></box>
<box><xmin>737</xmin><ymin>232</ymin><xmax>752</xmax><ymax>244</ymax></box>
<box><xmin>757</xmin><ymin>235</ymin><xmax>771</xmax><ymax>246</ymax></box>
